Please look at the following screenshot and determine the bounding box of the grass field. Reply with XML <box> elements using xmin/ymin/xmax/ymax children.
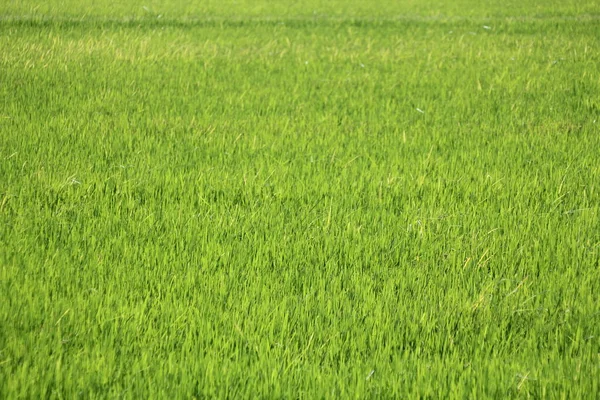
<box><xmin>1</xmin><ymin>0</ymin><xmax>599</xmax><ymax>398</ymax></box>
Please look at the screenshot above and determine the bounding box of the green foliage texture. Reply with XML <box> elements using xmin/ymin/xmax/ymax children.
<box><xmin>1</xmin><ymin>0</ymin><xmax>599</xmax><ymax>398</ymax></box>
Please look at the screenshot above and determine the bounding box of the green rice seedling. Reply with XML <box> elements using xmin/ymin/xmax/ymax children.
<box><xmin>1</xmin><ymin>0</ymin><xmax>599</xmax><ymax>398</ymax></box>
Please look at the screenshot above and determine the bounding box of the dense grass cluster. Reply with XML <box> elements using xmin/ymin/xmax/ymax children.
<box><xmin>1</xmin><ymin>1</ymin><xmax>599</xmax><ymax>397</ymax></box>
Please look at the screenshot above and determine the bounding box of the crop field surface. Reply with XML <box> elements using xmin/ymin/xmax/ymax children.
<box><xmin>1</xmin><ymin>0</ymin><xmax>599</xmax><ymax>398</ymax></box>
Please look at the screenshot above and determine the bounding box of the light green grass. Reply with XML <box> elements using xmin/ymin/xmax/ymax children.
<box><xmin>1</xmin><ymin>1</ymin><xmax>599</xmax><ymax>398</ymax></box>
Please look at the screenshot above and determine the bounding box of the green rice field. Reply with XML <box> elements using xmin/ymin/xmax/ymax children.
<box><xmin>1</xmin><ymin>1</ymin><xmax>599</xmax><ymax>398</ymax></box>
